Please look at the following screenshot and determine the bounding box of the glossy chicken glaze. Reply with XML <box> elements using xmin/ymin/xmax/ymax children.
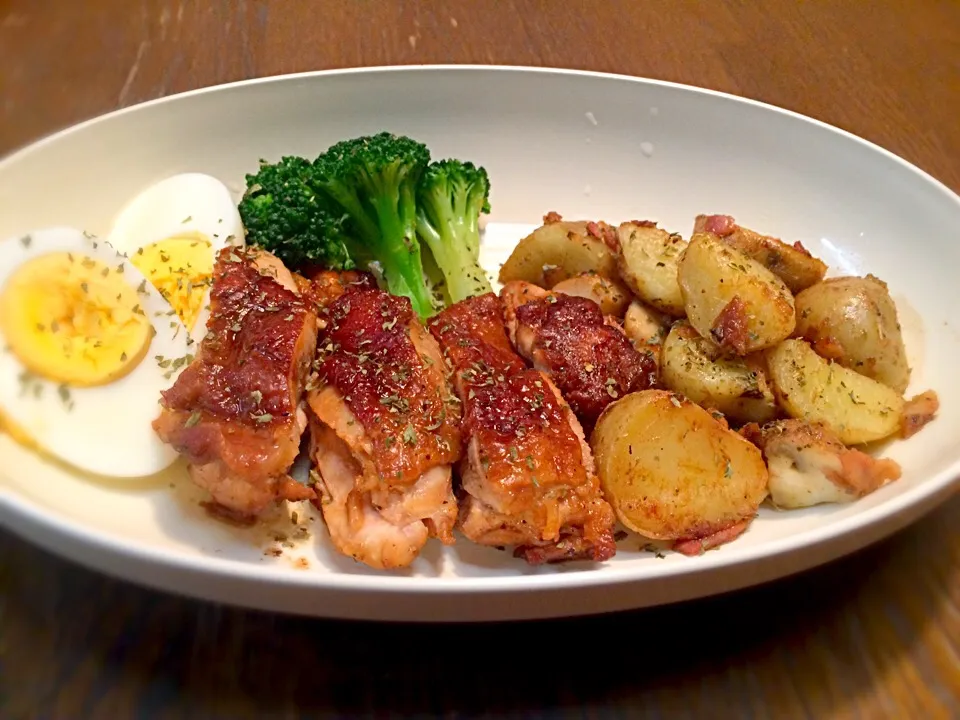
<box><xmin>314</xmin><ymin>288</ymin><xmax>462</xmax><ymax>484</ymax></box>
<box><xmin>154</xmin><ymin>247</ymin><xmax>318</xmax><ymax>517</ymax></box>
<box><xmin>304</xmin><ymin>278</ymin><xmax>460</xmax><ymax>569</ymax></box>
<box><xmin>502</xmin><ymin>282</ymin><xmax>658</xmax><ymax>428</ymax></box>
<box><xmin>430</xmin><ymin>293</ymin><xmax>617</xmax><ymax>564</ymax></box>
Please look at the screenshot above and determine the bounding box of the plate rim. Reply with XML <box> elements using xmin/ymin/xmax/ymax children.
<box><xmin>3</xmin><ymin>63</ymin><xmax>960</xmax><ymax>203</ymax></box>
<box><xmin>1</xmin><ymin>63</ymin><xmax>958</xmax><ymax>596</ymax></box>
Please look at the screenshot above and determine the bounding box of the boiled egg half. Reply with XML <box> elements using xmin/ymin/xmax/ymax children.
<box><xmin>0</xmin><ymin>227</ymin><xmax>190</xmax><ymax>478</ymax></box>
<box><xmin>107</xmin><ymin>173</ymin><xmax>244</xmax><ymax>343</ymax></box>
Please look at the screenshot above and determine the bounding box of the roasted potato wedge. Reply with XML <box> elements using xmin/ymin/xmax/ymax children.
<box><xmin>615</xmin><ymin>222</ymin><xmax>687</xmax><ymax>316</ymax></box>
<box><xmin>623</xmin><ymin>299</ymin><xmax>670</xmax><ymax>347</ymax></box>
<box><xmin>766</xmin><ymin>339</ymin><xmax>905</xmax><ymax>445</ymax></box>
<box><xmin>794</xmin><ymin>275</ymin><xmax>910</xmax><ymax>393</ymax></box>
<box><xmin>552</xmin><ymin>272</ymin><xmax>632</xmax><ymax>317</ymax></box>
<box><xmin>498</xmin><ymin>219</ymin><xmax>618</xmax><ymax>287</ymax></box>
<box><xmin>678</xmin><ymin>232</ymin><xmax>796</xmax><ymax>355</ymax></box>
<box><xmin>592</xmin><ymin>389</ymin><xmax>769</xmax><ymax>541</ymax></box>
<box><xmin>661</xmin><ymin>321</ymin><xmax>778</xmax><ymax>424</ymax></box>
<box><xmin>693</xmin><ymin>214</ymin><xmax>827</xmax><ymax>293</ymax></box>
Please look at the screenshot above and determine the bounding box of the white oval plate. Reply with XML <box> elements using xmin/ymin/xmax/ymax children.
<box><xmin>1</xmin><ymin>66</ymin><xmax>958</xmax><ymax>622</ymax></box>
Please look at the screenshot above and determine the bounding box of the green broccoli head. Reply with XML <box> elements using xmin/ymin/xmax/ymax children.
<box><xmin>236</xmin><ymin>136</ymin><xmax>494</xmax><ymax>317</ymax></box>
<box><xmin>238</xmin><ymin>156</ymin><xmax>357</xmax><ymax>270</ymax></box>
<box><xmin>415</xmin><ymin>158</ymin><xmax>493</xmax><ymax>304</ymax></box>
<box><xmin>312</xmin><ymin>133</ymin><xmax>437</xmax><ymax>318</ymax></box>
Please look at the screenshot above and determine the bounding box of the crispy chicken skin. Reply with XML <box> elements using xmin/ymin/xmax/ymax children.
<box><xmin>741</xmin><ymin>419</ymin><xmax>902</xmax><ymax>509</ymax></box>
<box><xmin>305</xmin><ymin>269</ymin><xmax>377</xmax><ymax>308</ymax></box>
<box><xmin>307</xmin><ymin>285</ymin><xmax>461</xmax><ymax>570</ymax></box>
<box><xmin>153</xmin><ymin>247</ymin><xmax>318</xmax><ymax>518</ymax></box>
<box><xmin>429</xmin><ymin>293</ymin><xmax>617</xmax><ymax>564</ymax></box>
<box><xmin>500</xmin><ymin>280</ymin><xmax>658</xmax><ymax>429</ymax></box>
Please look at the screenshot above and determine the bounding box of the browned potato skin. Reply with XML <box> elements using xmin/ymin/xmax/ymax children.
<box><xmin>591</xmin><ymin>389</ymin><xmax>769</xmax><ymax>541</ymax></box>
<box><xmin>498</xmin><ymin>219</ymin><xmax>619</xmax><ymax>287</ymax></box>
<box><xmin>661</xmin><ymin>321</ymin><xmax>779</xmax><ymax>424</ymax></box>
<box><xmin>794</xmin><ymin>275</ymin><xmax>911</xmax><ymax>394</ymax></box>
<box><xmin>678</xmin><ymin>232</ymin><xmax>796</xmax><ymax>355</ymax></box>
<box><xmin>694</xmin><ymin>215</ymin><xmax>827</xmax><ymax>294</ymax></box>
<box><xmin>615</xmin><ymin>222</ymin><xmax>687</xmax><ymax>316</ymax></box>
<box><xmin>551</xmin><ymin>272</ymin><xmax>633</xmax><ymax>317</ymax></box>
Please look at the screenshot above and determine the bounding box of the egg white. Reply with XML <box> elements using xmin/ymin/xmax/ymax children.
<box><xmin>106</xmin><ymin>172</ymin><xmax>245</xmax><ymax>342</ymax></box>
<box><xmin>0</xmin><ymin>227</ymin><xmax>191</xmax><ymax>478</ymax></box>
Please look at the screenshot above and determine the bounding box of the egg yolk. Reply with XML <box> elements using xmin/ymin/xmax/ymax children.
<box><xmin>130</xmin><ymin>234</ymin><xmax>213</xmax><ymax>330</ymax></box>
<box><xmin>0</xmin><ymin>252</ymin><xmax>153</xmax><ymax>387</ymax></box>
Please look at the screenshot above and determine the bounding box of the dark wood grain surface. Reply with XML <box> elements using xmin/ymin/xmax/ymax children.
<box><xmin>1</xmin><ymin>1</ymin><xmax>958</xmax><ymax>718</ymax></box>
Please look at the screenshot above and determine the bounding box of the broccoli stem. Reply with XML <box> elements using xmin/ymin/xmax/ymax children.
<box><xmin>416</xmin><ymin>190</ymin><xmax>491</xmax><ymax>304</ymax></box>
<box><xmin>327</xmin><ymin>181</ymin><xmax>436</xmax><ymax>318</ymax></box>
<box><xmin>376</xmin><ymin>238</ymin><xmax>437</xmax><ymax>319</ymax></box>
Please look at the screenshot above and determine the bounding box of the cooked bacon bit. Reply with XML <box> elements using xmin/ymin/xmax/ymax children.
<box><xmin>672</xmin><ymin>518</ymin><xmax>752</xmax><ymax>556</ymax></box>
<box><xmin>630</xmin><ymin>220</ymin><xmax>658</xmax><ymax>228</ymax></box>
<box><xmin>317</xmin><ymin>288</ymin><xmax>461</xmax><ymax>484</ymax></box>
<box><xmin>739</xmin><ymin>422</ymin><xmax>764</xmax><ymax>446</ymax></box>
<box><xmin>811</xmin><ymin>335</ymin><xmax>846</xmax><ymax>361</ymax></box>
<box><xmin>543</xmin><ymin>211</ymin><xmax>563</xmax><ymax>224</ymax></box>
<box><xmin>710</xmin><ymin>295</ymin><xmax>750</xmax><ymax>355</ymax></box>
<box><xmin>792</xmin><ymin>241</ymin><xmax>813</xmax><ymax>257</ymax></box>
<box><xmin>585</xmin><ymin>221</ymin><xmax>619</xmax><ymax>251</ymax></box>
<box><xmin>695</xmin><ymin>214</ymin><xmax>737</xmax><ymax>237</ymax></box>
<box><xmin>900</xmin><ymin>390</ymin><xmax>939</xmax><ymax>439</ymax></box>
<box><xmin>834</xmin><ymin>450</ymin><xmax>902</xmax><ymax>494</ymax></box>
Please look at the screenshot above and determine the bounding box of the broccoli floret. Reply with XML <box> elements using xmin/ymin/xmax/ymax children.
<box><xmin>312</xmin><ymin>132</ymin><xmax>437</xmax><ymax>318</ymax></box>
<box><xmin>415</xmin><ymin>159</ymin><xmax>492</xmax><ymax>304</ymax></box>
<box><xmin>238</xmin><ymin>156</ymin><xmax>359</xmax><ymax>270</ymax></box>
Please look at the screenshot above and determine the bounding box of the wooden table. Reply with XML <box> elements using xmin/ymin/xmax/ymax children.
<box><xmin>1</xmin><ymin>1</ymin><xmax>958</xmax><ymax>717</ymax></box>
